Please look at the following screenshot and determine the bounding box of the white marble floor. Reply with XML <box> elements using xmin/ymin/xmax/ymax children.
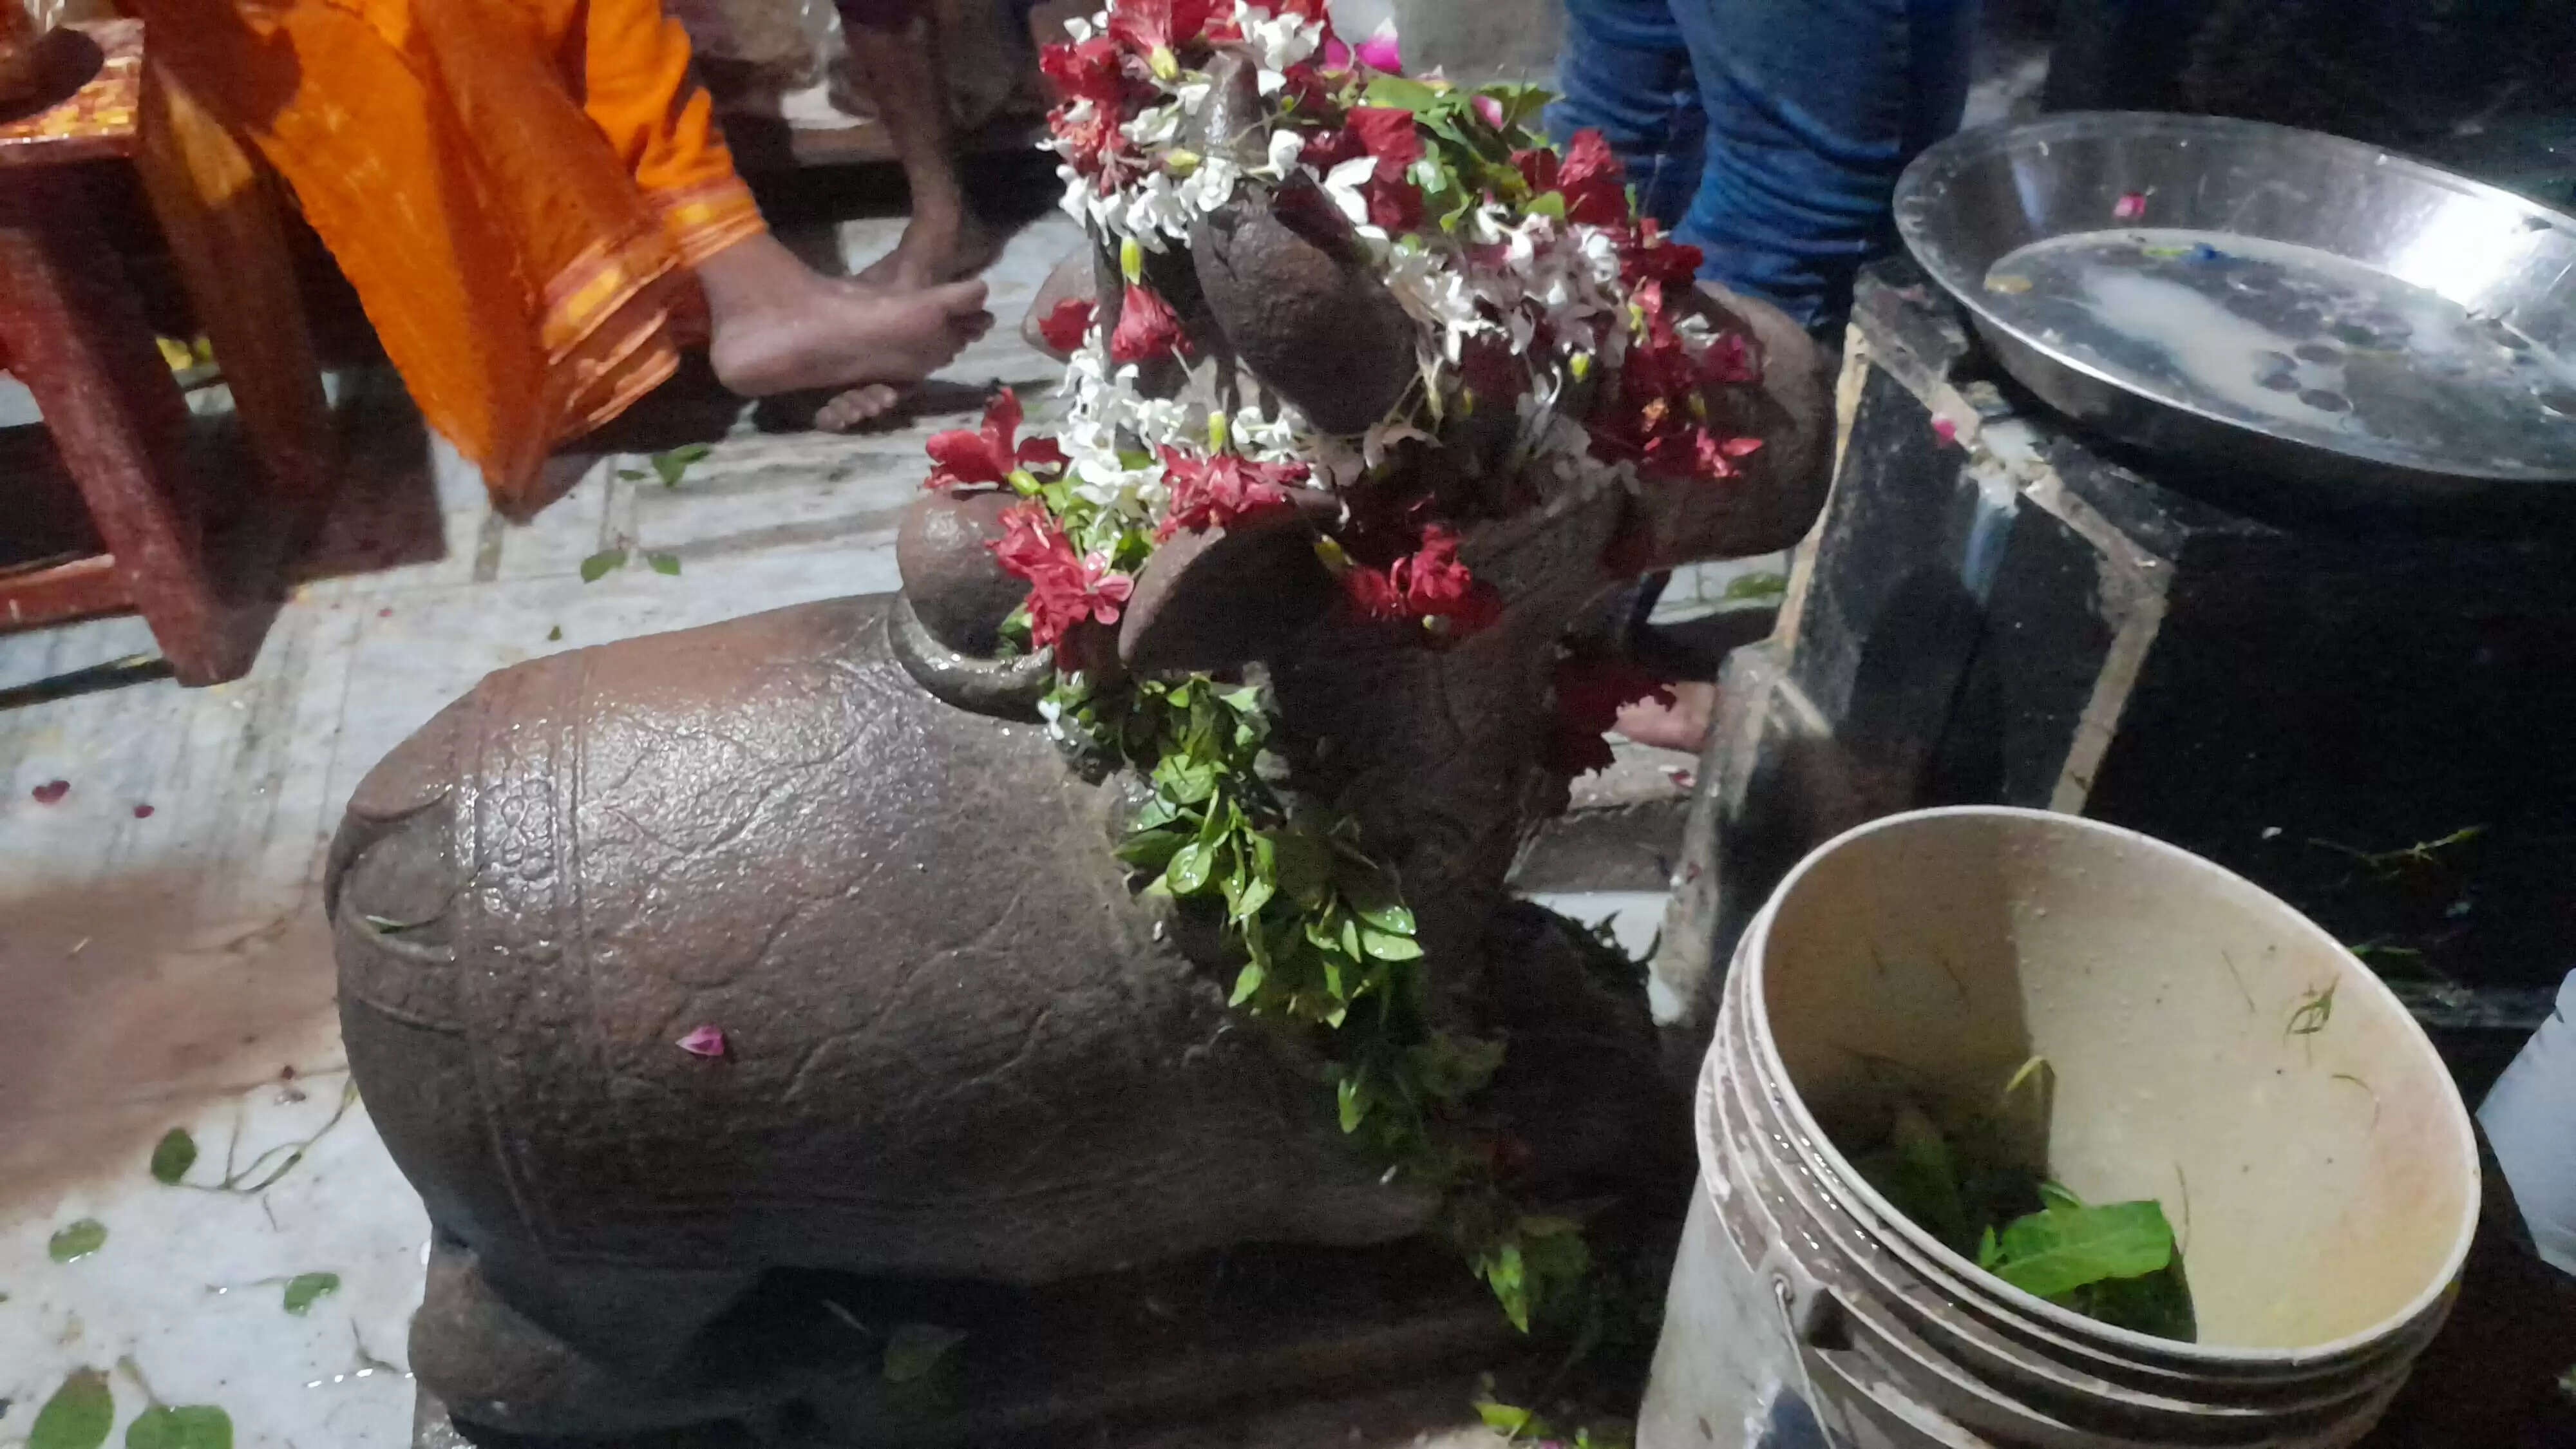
<box><xmin>0</xmin><ymin>212</ymin><xmax>1080</xmax><ymax>1449</ymax></box>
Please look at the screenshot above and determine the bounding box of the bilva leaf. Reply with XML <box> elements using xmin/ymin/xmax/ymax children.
<box><xmin>48</xmin><ymin>1220</ymin><xmax>106</xmax><ymax>1263</ymax></box>
<box><xmin>1229</xmin><ymin>963</ymin><xmax>1265</xmax><ymax>1007</ymax></box>
<box><xmin>1985</xmin><ymin>1198</ymin><xmax>2174</xmax><ymax>1301</ymax></box>
<box><xmin>125</xmin><ymin>1405</ymin><xmax>232</xmax><ymax>1449</ymax></box>
<box><xmin>30</xmin><ymin>1369</ymin><xmax>112</xmax><ymax>1449</ymax></box>
<box><xmin>882</xmin><ymin>1323</ymin><xmax>965</xmax><ymax>1383</ymax></box>
<box><xmin>1163</xmin><ymin>840</ymin><xmax>1215</xmax><ymax>896</ymax></box>
<box><xmin>1363</xmin><ymin>75</ymin><xmax>1441</xmax><ymax>111</ymax></box>
<box><xmin>282</xmin><ymin>1272</ymin><xmax>341</xmax><ymax>1315</ymax></box>
<box><xmin>1359</xmin><ymin>929</ymin><xmax>1423</xmax><ymax>961</ymax></box>
<box><xmin>578</xmin><ymin>549</ymin><xmax>627</xmax><ymax>583</ymax></box>
<box><xmin>1357</xmin><ymin>902</ymin><xmax>1415</xmax><ymax>934</ymax></box>
<box><xmin>645</xmin><ymin>551</ymin><xmax>682</xmax><ymax>576</ymax></box>
<box><xmin>149</xmin><ymin>1129</ymin><xmax>197</xmax><ymax>1185</ymax></box>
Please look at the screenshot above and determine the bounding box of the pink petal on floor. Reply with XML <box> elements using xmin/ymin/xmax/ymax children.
<box><xmin>132</xmin><ymin>803</ymin><xmax>155</xmax><ymax>819</ymax></box>
<box><xmin>2113</xmin><ymin>191</ymin><xmax>2146</xmax><ymax>220</ymax></box>
<box><xmin>31</xmin><ymin>779</ymin><xmax>68</xmax><ymax>804</ymax></box>
<box><xmin>1931</xmin><ymin>417</ymin><xmax>1958</xmax><ymax>444</ymax></box>
<box><xmin>676</xmin><ymin>1025</ymin><xmax>727</xmax><ymax>1057</ymax></box>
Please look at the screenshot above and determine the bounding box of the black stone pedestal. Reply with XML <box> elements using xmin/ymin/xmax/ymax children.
<box><xmin>1656</xmin><ymin>260</ymin><xmax>2576</xmax><ymax>1097</ymax></box>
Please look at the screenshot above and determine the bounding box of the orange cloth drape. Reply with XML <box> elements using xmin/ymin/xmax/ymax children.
<box><xmin>124</xmin><ymin>0</ymin><xmax>768</xmax><ymax>514</ymax></box>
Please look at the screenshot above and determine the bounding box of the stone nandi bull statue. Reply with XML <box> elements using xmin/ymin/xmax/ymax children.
<box><xmin>328</xmin><ymin>6</ymin><xmax>1831</xmax><ymax>1437</ymax></box>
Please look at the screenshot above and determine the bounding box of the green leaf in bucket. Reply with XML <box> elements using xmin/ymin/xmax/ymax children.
<box><xmin>124</xmin><ymin>1405</ymin><xmax>232</xmax><ymax>1449</ymax></box>
<box><xmin>149</xmin><ymin>1129</ymin><xmax>197</xmax><ymax>1185</ymax></box>
<box><xmin>49</xmin><ymin>1220</ymin><xmax>106</xmax><ymax>1263</ymax></box>
<box><xmin>29</xmin><ymin>1368</ymin><xmax>112</xmax><ymax>1449</ymax></box>
<box><xmin>282</xmin><ymin>1272</ymin><xmax>341</xmax><ymax>1315</ymax></box>
<box><xmin>1982</xmin><ymin>1193</ymin><xmax>2174</xmax><ymax>1301</ymax></box>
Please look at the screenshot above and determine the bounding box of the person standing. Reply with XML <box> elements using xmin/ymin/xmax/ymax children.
<box><xmin>1548</xmin><ymin>0</ymin><xmax>1978</xmax><ymax>337</ymax></box>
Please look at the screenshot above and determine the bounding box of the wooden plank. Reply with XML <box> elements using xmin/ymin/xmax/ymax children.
<box><xmin>133</xmin><ymin>52</ymin><xmax>336</xmax><ymax>525</ymax></box>
<box><xmin>0</xmin><ymin>551</ymin><xmax>129</xmax><ymax>631</ymax></box>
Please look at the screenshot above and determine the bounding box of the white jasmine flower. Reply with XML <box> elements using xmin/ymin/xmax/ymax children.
<box><xmin>1179</xmin><ymin>153</ymin><xmax>1242</xmax><ymax>214</ymax></box>
<box><xmin>1362</xmin><ymin>412</ymin><xmax>1434</xmax><ymax>469</ymax></box>
<box><xmin>1124</xmin><ymin>100</ymin><xmax>1187</xmax><ymax>149</ymax></box>
<box><xmin>1233</xmin><ymin>2</ymin><xmax>1323</xmax><ymax>73</ymax></box>
<box><xmin>1256</xmin><ymin>128</ymin><xmax>1305</xmax><ymax>181</ymax></box>
<box><xmin>1384</xmin><ymin>242</ymin><xmax>1489</xmax><ymax>363</ymax></box>
<box><xmin>1322</xmin><ymin>155</ymin><xmax>1379</xmax><ymax>227</ymax></box>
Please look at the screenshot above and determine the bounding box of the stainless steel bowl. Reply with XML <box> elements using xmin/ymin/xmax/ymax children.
<box><xmin>1895</xmin><ymin>111</ymin><xmax>2576</xmax><ymax>511</ymax></box>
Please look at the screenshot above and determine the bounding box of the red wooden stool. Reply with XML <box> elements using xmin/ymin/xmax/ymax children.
<box><xmin>0</xmin><ymin>21</ymin><xmax>334</xmax><ymax>685</ymax></box>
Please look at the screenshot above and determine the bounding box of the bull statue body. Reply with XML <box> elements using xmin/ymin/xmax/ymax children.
<box><xmin>330</xmin><ymin>43</ymin><xmax>1833</xmax><ymax>1440</ymax></box>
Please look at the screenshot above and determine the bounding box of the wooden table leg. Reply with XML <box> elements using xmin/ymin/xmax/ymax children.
<box><xmin>0</xmin><ymin>166</ymin><xmax>250</xmax><ymax>684</ymax></box>
<box><xmin>134</xmin><ymin>57</ymin><xmax>335</xmax><ymax>528</ymax></box>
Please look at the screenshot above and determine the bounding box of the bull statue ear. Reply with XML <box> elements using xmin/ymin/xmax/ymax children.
<box><xmin>1118</xmin><ymin>493</ymin><xmax>1341</xmax><ymax>674</ymax></box>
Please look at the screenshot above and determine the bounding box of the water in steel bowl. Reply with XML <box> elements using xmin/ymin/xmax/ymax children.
<box><xmin>1980</xmin><ymin>229</ymin><xmax>2576</xmax><ymax>477</ymax></box>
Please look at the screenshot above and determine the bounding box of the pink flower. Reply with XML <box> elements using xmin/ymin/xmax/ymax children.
<box><xmin>676</xmin><ymin>1025</ymin><xmax>727</xmax><ymax>1057</ymax></box>
<box><xmin>1513</xmin><ymin>129</ymin><xmax>1626</xmax><ymax>227</ymax></box>
<box><xmin>1155</xmin><ymin>448</ymin><xmax>1305</xmax><ymax>539</ymax></box>
<box><xmin>1036</xmin><ymin>297</ymin><xmax>1095</xmax><ymax>354</ymax></box>
<box><xmin>1354</xmin><ymin>17</ymin><xmax>1403</xmax><ymax>72</ymax></box>
<box><xmin>923</xmin><ymin>388</ymin><xmax>1066</xmax><ymax>491</ymax></box>
<box><xmin>1473</xmin><ymin>94</ymin><xmax>1506</xmax><ymax>128</ymax></box>
<box><xmin>1694</xmin><ymin>430</ymin><xmax>1764</xmax><ymax>478</ymax></box>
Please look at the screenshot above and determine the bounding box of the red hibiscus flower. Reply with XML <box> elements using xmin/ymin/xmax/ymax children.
<box><xmin>1108</xmin><ymin>0</ymin><xmax>1215</xmax><ymax>77</ymax></box>
<box><xmin>924</xmin><ymin>389</ymin><xmax>1066</xmax><ymax>491</ymax></box>
<box><xmin>1050</xmin><ymin>102</ymin><xmax>1142</xmax><ymax>190</ymax></box>
<box><xmin>1155</xmin><ymin>448</ymin><xmax>1307</xmax><ymax>539</ymax></box>
<box><xmin>1618</xmin><ymin>216</ymin><xmax>1704</xmax><ymax>294</ymax></box>
<box><xmin>1039</xmin><ymin>36</ymin><xmax>1130</xmax><ymax>106</ymax></box>
<box><xmin>1110</xmin><ymin>281</ymin><xmax>1191</xmax><ymax>363</ymax></box>
<box><xmin>1544</xmin><ymin>654</ymin><xmax>1673</xmax><ymax>776</ymax></box>
<box><xmin>1700</xmin><ymin>327</ymin><xmax>1760</xmax><ymax>386</ymax></box>
<box><xmin>988</xmin><ymin>503</ymin><xmax>1133</xmax><ymax>648</ymax></box>
<box><xmin>1341</xmin><ymin>525</ymin><xmax>1502</xmax><ymax>637</ymax></box>
<box><xmin>1348</xmin><ymin>106</ymin><xmax>1423</xmax><ymax>178</ymax></box>
<box><xmin>1036</xmin><ymin>297</ymin><xmax>1095</xmax><ymax>354</ymax></box>
<box><xmin>1031</xmin><ymin>551</ymin><xmax>1135</xmax><ymax>646</ymax></box>
<box><xmin>1515</xmin><ymin>129</ymin><xmax>1627</xmax><ymax>227</ymax></box>
<box><xmin>1345</xmin><ymin>106</ymin><xmax>1428</xmax><ymax>232</ymax></box>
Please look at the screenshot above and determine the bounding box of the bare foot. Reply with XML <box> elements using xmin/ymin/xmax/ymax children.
<box><xmin>699</xmin><ymin>232</ymin><xmax>993</xmax><ymax>399</ymax></box>
<box><xmin>857</xmin><ymin>213</ymin><xmax>1005</xmax><ymax>290</ymax></box>
<box><xmin>813</xmin><ymin>383</ymin><xmax>907</xmax><ymax>432</ymax></box>
<box><xmin>1614</xmin><ymin>680</ymin><xmax>1718</xmax><ymax>754</ymax></box>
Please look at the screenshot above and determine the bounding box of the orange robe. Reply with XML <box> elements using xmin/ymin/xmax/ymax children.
<box><xmin>125</xmin><ymin>0</ymin><xmax>768</xmax><ymax>514</ymax></box>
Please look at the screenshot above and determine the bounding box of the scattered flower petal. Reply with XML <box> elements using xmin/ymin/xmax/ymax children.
<box><xmin>2114</xmin><ymin>191</ymin><xmax>2146</xmax><ymax>221</ymax></box>
<box><xmin>676</xmin><ymin>1025</ymin><xmax>728</xmax><ymax>1057</ymax></box>
<box><xmin>31</xmin><ymin>779</ymin><xmax>68</xmax><ymax>804</ymax></box>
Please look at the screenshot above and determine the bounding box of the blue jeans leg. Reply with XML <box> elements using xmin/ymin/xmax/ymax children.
<box><xmin>1669</xmin><ymin>0</ymin><xmax>1978</xmax><ymax>332</ymax></box>
<box><xmin>1546</xmin><ymin>0</ymin><xmax>1707</xmax><ymax>229</ymax></box>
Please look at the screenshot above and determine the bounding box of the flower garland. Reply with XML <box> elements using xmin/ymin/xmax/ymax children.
<box><xmin>920</xmin><ymin>0</ymin><xmax>1762</xmax><ymax>1331</ymax></box>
